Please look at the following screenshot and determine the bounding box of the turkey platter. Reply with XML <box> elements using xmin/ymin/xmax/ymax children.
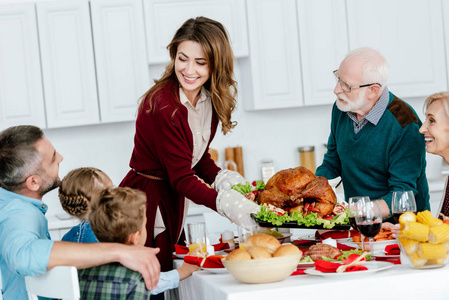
<box><xmin>258</xmin><ymin>166</ymin><xmax>337</xmax><ymax>218</ymax></box>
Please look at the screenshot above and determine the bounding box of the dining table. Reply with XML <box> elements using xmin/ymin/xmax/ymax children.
<box><xmin>173</xmin><ymin>257</ymin><xmax>448</xmax><ymax>300</ymax></box>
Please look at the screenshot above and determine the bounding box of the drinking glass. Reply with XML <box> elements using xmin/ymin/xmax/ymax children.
<box><xmin>238</xmin><ymin>225</ymin><xmax>257</xmax><ymax>249</ymax></box>
<box><xmin>391</xmin><ymin>190</ymin><xmax>417</xmax><ymax>223</ymax></box>
<box><xmin>186</xmin><ymin>222</ymin><xmax>207</xmax><ymax>255</ymax></box>
<box><xmin>348</xmin><ymin>196</ymin><xmax>370</xmax><ymax>232</ymax></box>
<box><xmin>355</xmin><ymin>199</ymin><xmax>382</xmax><ymax>256</ymax></box>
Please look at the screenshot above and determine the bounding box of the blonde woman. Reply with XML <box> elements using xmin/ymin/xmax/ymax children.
<box><xmin>120</xmin><ymin>17</ymin><xmax>258</xmax><ymax>271</ymax></box>
<box><xmin>59</xmin><ymin>167</ymin><xmax>113</xmax><ymax>243</ymax></box>
<box><xmin>419</xmin><ymin>92</ymin><xmax>449</xmax><ymax>217</ymax></box>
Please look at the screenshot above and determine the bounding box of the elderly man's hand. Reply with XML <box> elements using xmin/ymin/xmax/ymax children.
<box><xmin>119</xmin><ymin>245</ymin><xmax>161</xmax><ymax>290</ymax></box>
<box><xmin>382</xmin><ymin>222</ymin><xmax>400</xmax><ymax>238</ymax></box>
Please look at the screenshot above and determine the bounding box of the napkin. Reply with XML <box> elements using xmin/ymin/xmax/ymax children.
<box><xmin>342</xmin><ymin>253</ymin><xmax>366</xmax><ymax>265</ymax></box>
<box><xmin>314</xmin><ymin>260</ymin><xmax>342</xmax><ymax>273</ymax></box>
<box><xmin>374</xmin><ymin>256</ymin><xmax>401</xmax><ymax>264</ymax></box>
<box><xmin>175</xmin><ymin>244</ymin><xmax>189</xmax><ymax>255</ymax></box>
<box><xmin>291</xmin><ymin>269</ymin><xmax>306</xmax><ymax>276</ymax></box>
<box><xmin>314</xmin><ymin>259</ymin><xmax>368</xmax><ymax>273</ymax></box>
<box><xmin>316</xmin><ymin>229</ymin><xmax>359</xmax><ymax>240</ymax></box>
<box><xmin>184</xmin><ymin>255</ymin><xmax>225</xmax><ymax>268</ymax></box>
<box><xmin>213</xmin><ymin>242</ymin><xmax>230</xmax><ymax>251</ymax></box>
<box><xmin>385</xmin><ymin>244</ymin><xmax>400</xmax><ymax>255</ymax></box>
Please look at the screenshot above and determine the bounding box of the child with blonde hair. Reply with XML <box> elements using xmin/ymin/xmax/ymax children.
<box><xmin>79</xmin><ymin>187</ymin><xmax>198</xmax><ymax>297</ymax></box>
<box><xmin>59</xmin><ymin>167</ymin><xmax>113</xmax><ymax>242</ymax></box>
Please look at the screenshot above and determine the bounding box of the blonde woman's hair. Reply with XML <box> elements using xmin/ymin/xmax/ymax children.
<box><xmin>58</xmin><ymin>167</ymin><xmax>112</xmax><ymax>220</ymax></box>
<box><xmin>138</xmin><ymin>16</ymin><xmax>237</xmax><ymax>135</ymax></box>
<box><xmin>424</xmin><ymin>92</ymin><xmax>449</xmax><ymax>118</ymax></box>
<box><xmin>89</xmin><ymin>187</ymin><xmax>147</xmax><ymax>244</ymax></box>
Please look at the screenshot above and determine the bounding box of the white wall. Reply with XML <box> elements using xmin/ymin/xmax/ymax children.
<box><xmin>42</xmin><ymin>82</ymin><xmax>432</xmax><ymax>216</ymax></box>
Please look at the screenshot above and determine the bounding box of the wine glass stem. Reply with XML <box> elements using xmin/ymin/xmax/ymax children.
<box><xmin>361</xmin><ymin>234</ymin><xmax>365</xmax><ymax>252</ymax></box>
<box><xmin>368</xmin><ymin>237</ymin><xmax>374</xmax><ymax>256</ymax></box>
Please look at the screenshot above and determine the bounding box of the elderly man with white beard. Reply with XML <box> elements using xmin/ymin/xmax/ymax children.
<box><xmin>315</xmin><ymin>47</ymin><xmax>430</xmax><ymax>221</ymax></box>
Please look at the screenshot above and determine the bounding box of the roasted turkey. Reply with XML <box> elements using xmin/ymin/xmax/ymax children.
<box><xmin>258</xmin><ymin>166</ymin><xmax>337</xmax><ymax>217</ymax></box>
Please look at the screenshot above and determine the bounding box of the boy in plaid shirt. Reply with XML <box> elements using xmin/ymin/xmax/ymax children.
<box><xmin>78</xmin><ymin>187</ymin><xmax>198</xmax><ymax>299</ymax></box>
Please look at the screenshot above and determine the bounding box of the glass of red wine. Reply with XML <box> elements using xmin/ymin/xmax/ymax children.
<box><xmin>348</xmin><ymin>196</ymin><xmax>370</xmax><ymax>232</ymax></box>
<box><xmin>391</xmin><ymin>190</ymin><xmax>417</xmax><ymax>223</ymax></box>
<box><xmin>355</xmin><ymin>199</ymin><xmax>382</xmax><ymax>256</ymax></box>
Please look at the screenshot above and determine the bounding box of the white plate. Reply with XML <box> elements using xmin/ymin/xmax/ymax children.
<box><xmin>202</xmin><ymin>267</ymin><xmax>228</xmax><ymax>274</ymax></box>
<box><xmin>372</xmin><ymin>250</ymin><xmax>400</xmax><ymax>258</ymax></box>
<box><xmin>296</xmin><ymin>234</ymin><xmax>319</xmax><ymax>241</ymax></box>
<box><xmin>173</xmin><ymin>252</ymin><xmax>187</xmax><ymax>259</ymax></box>
<box><xmin>304</xmin><ymin>261</ymin><xmax>394</xmax><ymax>277</ymax></box>
<box><xmin>339</xmin><ymin>239</ymin><xmax>398</xmax><ymax>252</ymax></box>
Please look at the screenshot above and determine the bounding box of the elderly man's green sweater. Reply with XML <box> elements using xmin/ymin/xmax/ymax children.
<box><xmin>316</xmin><ymin>92</ymin><xmax>430</xmax><ymax>213</ymax></box>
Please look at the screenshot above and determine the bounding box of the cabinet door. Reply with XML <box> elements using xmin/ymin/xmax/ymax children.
<box><xmin>297</xmin><ymin>0</ymin><xmax>348</xmax><ymax>106</ymax></box>
<box><xmin>143</xmin><ymin>0</ymin><xmax>249</xmax><ymax>64</ymax></box>
<box><xmin>91</xmin><ymin>0</ymin><xmax>149</xmax><ymax>123</ymax></box>
<box><xmin>37</xmin><ymin>0</ymin><xmax>100</xmax><ymax>128</ymax></box>
<box><xmin>0</xmin><ymin>3</ymin><xmax>46</xmax><ymax>130</ymax></box>
<box><xmin>242</xmin><ymin>0</ymin><xmax>302</xmax><ymax>110</ymax></box>
<box><xmin>444</xmin><ymin>0</ymin><xmax>449</xmax><ymax>90</ymax></box>
<box><xmin>346</xmin><ymin>0</ymin><xmax>447</xmax><ymax>98</ymax></box>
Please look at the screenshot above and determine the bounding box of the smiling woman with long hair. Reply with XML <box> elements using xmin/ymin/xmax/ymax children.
<box><xmin>120</xmin><ymin>17</ymin><xmax>259</xmax><ymax>277</ymax></box>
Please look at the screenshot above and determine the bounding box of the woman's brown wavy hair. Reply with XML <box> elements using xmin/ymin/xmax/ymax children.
<box><xmin>138</xmin><ymin>16</ymin><xmax>237</xmax><ymax>134</ymax></box>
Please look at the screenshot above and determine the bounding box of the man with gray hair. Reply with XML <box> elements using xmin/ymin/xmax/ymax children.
<box><xmin>316</xmin><ymin>47</ymin><xmax>430</xmax><ymax>219</ymax></box>
<box><xmin>0</xmin><ymin>125</ymin><xmax>160</xmax><ymax>299</ymax></box>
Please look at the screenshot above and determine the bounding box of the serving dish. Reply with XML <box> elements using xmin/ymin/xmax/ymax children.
<box><xmin>304</xmin><ymin>261</ymin><xmax>394</xmax><ymax>277</ymax></box>
<box><xmin>251</xmin><ymin>214</ymin><xmax>351</xmax><ymax>230</ymax></box>
<box><xmin>222</xmin><ymin>253</ymin><xmax>302</xmax><ymax>284</ymax></box>
<box><xmin>340</xmin><ymin>239</ymin><xmax>398</xmax><ymax>252</ymax></box>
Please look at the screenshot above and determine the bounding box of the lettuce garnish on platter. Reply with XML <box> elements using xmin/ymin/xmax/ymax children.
<box><xmin>255</xmin><ymin>204</ymin><xmax>349</xmax><ymax>229</ymax></box>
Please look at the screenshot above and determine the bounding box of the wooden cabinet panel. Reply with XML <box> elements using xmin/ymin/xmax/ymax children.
<box><xmin>143</xmin><ymin>0</ymin><xmax>249</xmax><ymax>64</ymax></box>
<box><xmin>37</xmin><ymin>0</ymin><xmax>100</xmax><ymax>128</ymax></box>
<box><xmin>297</xmin><ymin>0</ymin><xmax>348</xmax><ymax>106</ymax></box>
<box><xmin>91</xmin><ymin>0</ymin><xmax>150</xmax><ymax>123</ymax></box>
<box><xmin>0</xmin><ymin>3</ymin><xmax>46</xmax><ymax>130</ymax></box>
<box><xmin>346</xmin><ymin>0</ymin><xmax>447</xmax><ymax>97</ymax></box>
<box><xmin>242</xmin><ymin>0</ymin><xmax>302</xmax><ymax>110</ymax></box>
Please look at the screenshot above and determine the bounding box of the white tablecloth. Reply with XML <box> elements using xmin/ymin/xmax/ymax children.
<box><xmin>174</xmin><ymin>259</ymin><xmax>448</xmax><ymax>300</ymax></box>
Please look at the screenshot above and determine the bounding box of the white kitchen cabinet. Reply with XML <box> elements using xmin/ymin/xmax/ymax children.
<box><xmin>0</xmin><ymin>0</ymin><xmax>148</xmax><ymax>130</ymax></box>
<box><xmin>37</xmin><ymin>0</ymin><xmax>100</xmax><ymax>128</ymax></box>
<box><xmin>444</xmin><ymin>0</ymin><xmax>449</xmax><ymax>90</ymax></box>
<box><xmin>0</xmin><ymin>3</ymin><xmax>46</xmax><ymax>130</ymax></box>
<box><xmin>241</xmin><ymin>0</ymin><xmax>303</xmax><ymax>110</ymax></box>
<box><xmin>297</xmin><ymin>0</ymin><xmax>348</xmax><ymax>106</ymax></box>
<box><xmin>143</xmin><ymin>0</ymin><xmax>249</xmax><ymax>64</ymax></box>
<box><xmin>90</xmin><ymin>0</ymin><xmax>150</xmax><ymax>123</ymax></box>
<box><xmin>346</xmin><ymin>0</ymin><xmax>447</xmax><ymax>98</ymax></box>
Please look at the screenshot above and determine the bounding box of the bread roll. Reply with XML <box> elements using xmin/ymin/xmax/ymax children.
<box><xmin>273</xmin><ymin>244</ymin><xmax>302</xmax><ymax>258</ymax></box>
<box><xmin>226</xmin><ymin>248</ymin><xmax>251</xmax><ymax>261</ymax></box>
<box><xmin>247</xmin><ymin>246</ymin><xmax>272</xmax><ymax>259</ymax></box>
<box><xmin>245</xmin><ymin>234</ymin><xmax>281</xmax><ymax>254</ymax></box>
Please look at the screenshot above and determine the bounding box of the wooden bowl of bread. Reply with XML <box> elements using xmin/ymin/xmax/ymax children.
<box><xmin>222</xmin><ymin>234</ymin><xmax>302</xmax><ymax>284</ymax></box>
